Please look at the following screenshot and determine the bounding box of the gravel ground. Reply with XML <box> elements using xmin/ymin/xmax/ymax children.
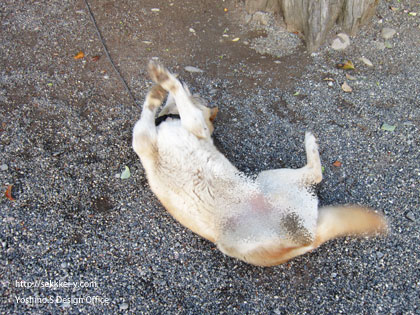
<box><xmin>1</xmin><ymin>0</ymin><xmax>419</xmax><ymax>314</ymax></box>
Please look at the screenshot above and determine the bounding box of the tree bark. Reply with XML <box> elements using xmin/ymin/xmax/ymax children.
<box><xmin>245</xmin><ymin>0</ymin><xmax>379</xmax><ymax>52</ymax></box>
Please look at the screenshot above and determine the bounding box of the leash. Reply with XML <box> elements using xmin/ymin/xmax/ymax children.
<box><xmin>83</xmin><ymin>0</ymin><xmax>138</xmax><ymax>106</ymax></box>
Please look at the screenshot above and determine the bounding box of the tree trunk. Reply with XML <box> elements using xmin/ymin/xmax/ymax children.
<box><xmin>245</xmin><ymin>0</ymin><xmax>379</xmax><ymax>52</ymax></box>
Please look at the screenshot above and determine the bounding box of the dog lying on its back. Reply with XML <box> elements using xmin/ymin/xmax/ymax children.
<box><xmin>132</xmin><ymin>61</ymin><xmax>388</xmax><ymax>266</ymax></box>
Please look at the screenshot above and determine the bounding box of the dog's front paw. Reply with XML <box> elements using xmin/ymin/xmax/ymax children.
<box><xmin>145</xmin><ymin>85</ymin><xmax>167</xmax><ymax>110</ymax></box>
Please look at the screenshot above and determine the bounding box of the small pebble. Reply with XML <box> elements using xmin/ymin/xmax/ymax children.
<box><xmin>0</xmin><ymin>164</ymin><xmax>8</xmax><ymax>171</ymax></box>
<box><xmin>381</xmin><ymin>27</ymin><xmax>396</xmax><ymax>40</ymax></box>
<box><xmin>331</xmin><ymin>33</ymin><xmax>350</xmax><ymax>50</ymax></box>
<box><xmin>120</xmin><ymin>302</ymin><xmax>129</xmax><ymax>310</ymax></box>
<box><xmin>405</xmin><ymin>211</ymin><xmax>415</xmax><ymax>221</ymax></box>
<box><xmin>377</xmin><ymin>252</ymin><xmax>384</xmax><ymax>259</ymax></box>
<box><xmin>185</xmin><ymin>66</ymin><xmax>204</xmax><ymax>73</ymax></box>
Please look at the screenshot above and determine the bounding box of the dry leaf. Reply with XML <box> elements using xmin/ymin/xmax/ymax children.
<box><xmin>381</xmin><ymin>123</ymin><xmax>396</xmax><ymax>131</ymax></box>
<box><xmin>74</xmin><ymin>51</ymin><xmax>85</xmax><ymax>59</ymax></box>
<box><xmin>384</xmin><ymin>41</ymin><xmax>393</xmax><ymax>49</ymax></box>
<box><xmin>91</xmin><ymin>55</ymin><xmax>100</xmax><ymax>62</ymax></box>
<box><xmin>337</xmin><ymin>60</ymin><xmax>355</xmax><ymax>70</ymax></box>
<box><xmin>120</xmin><ymin>166</ymin><xmax>131</xmax><ymax>179</ymax></box>
<box><xmin>345</xmin><ymin>73</ymin><xmax>357</xmax><ymax>81</ymax></box>
<box><xmin>185</xmin><ymin>66</ymin><xmax>204</xmax><ymax>73</ymax></box>
<box><xmin>341</xmin><ymin>81</ymin><xmax>352</xmax><ymax>93</ymax></box>
<box><xmin>5</xmin><ymin>185</ymin><xmax>15</xmax><ymax>201</ymax></box>
<box><xmin>333</xmin><ymin>161</ymin><xmax>342</xmax><ymax>167</ymax></box>
<box><xmin>359</xmin><ymin>57</ymin><xmax>373</xmax><ymax>67</ymax></box>
<box><xmin>232</xmin><ymin>37</ymin><xmax>240</xmax><ymax>42</ymax></box>
<box><xmin>323</xmin><ymin>77</ymin><xmax>334</xmax><ymax>81</ymax></box>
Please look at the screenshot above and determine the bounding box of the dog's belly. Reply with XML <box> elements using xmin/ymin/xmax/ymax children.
<box><xmin>145</xmin><ymin>122</ymin><xmax>248</xmax><ymax>241</ymax></box>
<box><xmin>146</xmin><ymin>122</ymin><xmax>319</xmax><ymax>249</ymax></box>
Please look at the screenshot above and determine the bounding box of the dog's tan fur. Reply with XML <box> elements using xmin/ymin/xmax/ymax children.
<box><xmin>132</xmin><ymin>61</ymin><xmax>388</xmax><ymax>266</ymax></box>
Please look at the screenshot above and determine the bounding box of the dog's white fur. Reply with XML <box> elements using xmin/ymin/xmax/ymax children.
<box><xmin>132</xmin><ymin>62</ymin><xmax>387</xmax><ymax>266</ymax></box>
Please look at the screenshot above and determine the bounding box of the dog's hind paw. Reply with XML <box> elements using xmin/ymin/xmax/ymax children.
<box><xmin>305</xmin><ymin>132</ymin><xmax>318</xmax><ymax>151</ymax></box>
<box><xmin>148</xmin><ymin>61</ymin><xmax>178</xmax><ymax>94</ymax></box>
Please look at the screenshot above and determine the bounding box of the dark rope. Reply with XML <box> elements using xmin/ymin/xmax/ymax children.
<box><xmin>83</xmin><ymin>0</ymin><xmax>138</xmax><ymax>106</ymax></box>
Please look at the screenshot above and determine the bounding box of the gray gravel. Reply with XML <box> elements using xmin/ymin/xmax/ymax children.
<box><xmin>1</xmin><ymin>0</ymin><xmax>419</xmax><ymax>314</ymax></box>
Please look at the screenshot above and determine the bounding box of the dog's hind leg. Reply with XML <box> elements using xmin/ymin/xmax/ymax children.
<box><xmin>148</xmin><ymin>61</ymin><xmax>212</xmax><ymax>139</ymax></box>
<box><xmin>300</xmin><ymin>131</ymin><xmax>323</xmax><ymax>185</ymax></box>
<box><xmin>132</xmin><ymin>85</ymin><xmax>167</xmax><ymax>160</ymax></box>
<box><xmin>257</xmin><ymin>132</ymin><xmax>322</xmax><ymax>192</ymax></box>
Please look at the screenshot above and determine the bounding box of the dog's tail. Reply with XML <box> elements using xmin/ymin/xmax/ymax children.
<box><xmin>314</xmin><ymin>205</ymin><xmax>388</xmax><ymax>247</ymax></box>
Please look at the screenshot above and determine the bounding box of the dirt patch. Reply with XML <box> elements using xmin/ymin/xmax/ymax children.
<box><xmin>85</xmin><ymin>0</ymin><xmax>309</xmax><ymax>98</ymax></box>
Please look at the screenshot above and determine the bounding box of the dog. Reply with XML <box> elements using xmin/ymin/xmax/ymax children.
<box><xmin>132</xmin><ymin>61</ymin><xmax>388</xmax><ymax>266</ymax></box>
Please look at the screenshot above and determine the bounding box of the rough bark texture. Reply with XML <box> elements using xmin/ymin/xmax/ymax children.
<box><xmin>245</xmin><ymin>0</ymin><xmax>379</xmax><ymax>52</ymax></box>
<box><xmin>339</xmin><ymin>0</ymin><xmax>379</xmax><ymax>35</ymax></box>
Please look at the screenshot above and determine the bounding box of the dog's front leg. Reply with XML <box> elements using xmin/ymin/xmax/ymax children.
<box><xmin>132</xmin><ymin>85</ymin><xmax>167</xmax><ymax>160</ymax></box>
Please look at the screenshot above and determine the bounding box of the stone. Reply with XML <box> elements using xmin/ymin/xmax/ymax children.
<box><xmin>381</xmin><ymin>27</ymin><xmax>396</xmax><ymax>39</ymax></box>
<box><xmin>331</xmin><ymin>33</ymin><xmax>351</xmax><ymax>50</ymax></box>
<box><xmin>120</xmin><ymin>303</ymin><xmax>129</xmax><ymax>310</ymax></box>
<box><xmin>405</xmin><ymin>211</ymin><xmax>415</xmax><ymax>222</ymax></box>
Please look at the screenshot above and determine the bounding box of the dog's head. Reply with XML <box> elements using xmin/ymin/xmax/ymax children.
<box><xmin>191</xmin><ymin>95</ymin><xmax>218</xmax><ymax>135</ymax></box>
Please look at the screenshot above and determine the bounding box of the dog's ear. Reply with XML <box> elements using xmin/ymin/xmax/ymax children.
<box><xmin>209</xmin><ymin>107</ymin><xmax>218</xmax><ymax>122</ymax></box>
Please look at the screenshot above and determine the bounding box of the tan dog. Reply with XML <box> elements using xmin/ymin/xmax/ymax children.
<box><xmin>132</xmin><ymin>61</ymin><xmax>388</xmax><ymax>266</ymax></box>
